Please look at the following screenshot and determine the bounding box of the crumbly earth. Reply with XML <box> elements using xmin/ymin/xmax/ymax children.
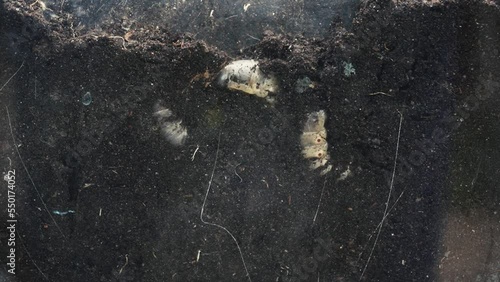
<box><xmin>0</xmin><ymin>1</ymin><xmax>499</xmax><ymax>281</ymax></box>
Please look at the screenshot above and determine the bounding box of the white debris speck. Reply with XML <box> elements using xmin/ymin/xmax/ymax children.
<box><xmin>337</xmin><ymin>166</ymin><xmax>352</xmax><ymax>181</ymax></box>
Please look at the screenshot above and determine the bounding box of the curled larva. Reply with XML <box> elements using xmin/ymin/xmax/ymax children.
<box><xmin>217</xmin><ymin>59</ymin><xmax>278</xmax><ymax>99</ymax></box>
<box><xmin>153</xmin><ymin>101</ymin><xmax>188</xmax><ymax>146</ymax></box>
<box><xmin>301</xmin><ymin>110</ymin><xmax>332</xmax><ymax>175</ymax></box>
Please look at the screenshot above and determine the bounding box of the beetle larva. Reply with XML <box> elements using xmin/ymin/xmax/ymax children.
<box><xmin>301</xmin><ymin>110</ymin><xmax>332</xmax><ymax>175</ymax></box>
<box><xmin>153</xmin><ymin>101</ymin><xmax>188</xmax><ymax>146</ymax></box>
<box><xmin>217</xmin><ymin>59</ymin><xmax>278</xmax><ymax>100</ymax></box>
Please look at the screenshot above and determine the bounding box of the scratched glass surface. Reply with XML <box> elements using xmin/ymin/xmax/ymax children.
<box><xmin>0</xmin><ymin>1</ymin><xmax>499</xmax><ymax>282</ymax></box>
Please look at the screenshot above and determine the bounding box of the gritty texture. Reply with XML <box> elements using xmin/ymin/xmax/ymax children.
<box><xmin>0</xmin><ymin>0</ymin><xmax>500</xmax><ymax>281</ymax></box>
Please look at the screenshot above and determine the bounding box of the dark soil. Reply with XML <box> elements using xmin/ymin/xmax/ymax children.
<box><xmin>1</xmin><ymin>0</ymin><xmax>500</xmax><ymax>281</ymax></box>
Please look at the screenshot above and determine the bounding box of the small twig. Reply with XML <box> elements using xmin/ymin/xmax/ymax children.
<box><xmin>368</xmin><ymin>91</ymin><xmax>393</xmax><ymax>97</ymax></box>
<box><xmin>191</xmin><ymin>145</ymin><xmax>200</xmax><ymax>161</ymax></box>
<box><xmin>29</xmin><ymin>0</ymin><xmax>38</xmax><ymax>8</ymax></box>
<box><xmin>246</xmin><ymin>34</ymin><xmax>260</xmax><ymax>41</ymax></box>
<box><xmin>109</xmin><ymin>36</ymin><xmax>126</xmax><ymax>49</ymax></box>
<box><xmin>234</xmin><ymin>163</ymin><xmax>243</xmax><ymax>183</ymax></box>
<box><xmin>118</xmin><ymin>254</ymin><xmax>129</xmax><ymax>274</ymax></box>
<box><xmin>261</xmin><ymin>178</ymin><xmax>269</xmax><ymax>189</ymax></box>
<box><xmin>29</xmin><ymin>0</ymin><xmax>45</xmax><ymax>9</ymax></box>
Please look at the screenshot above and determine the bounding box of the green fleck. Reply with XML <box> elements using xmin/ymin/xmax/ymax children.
<box><xmin>342</xmin><ymin>61</ymin><xmax>356</xmax><ymax>77</ymax></box>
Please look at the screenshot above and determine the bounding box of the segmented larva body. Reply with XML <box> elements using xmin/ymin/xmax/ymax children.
<box><xmin>217</xmin><ymin>59</ymin><xmax>278</xmax><ymax>99</ymax></box>
<box><xmin>301</xmin><ymin>110</ymin><xmax>332</xmax><ymax>175</ymax></box>
<box><xmin>153</xmin><ymin>101</ymin><xmax>188</xmax><ymax>146</ymax></box>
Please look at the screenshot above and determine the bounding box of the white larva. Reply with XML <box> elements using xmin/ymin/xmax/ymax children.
<box><xmin>153</xmin><ymin>107</ymin><xmax>173</xmax><ymax>119</ymax></box>
<box><xmin>217</xmin><ymin>59</ymin><xmax>278</xmax><ymax>99</ymax></box>
<box><xmin>160</xmin><ymin>120</ymin><xmax>188</xmax><ymax>146</ymax></box>
<box><xmin>301</xmin><ymin>131</ymin><xmax>327</xmax><ymax>147</ymax></box>
<box><xmin>302</xmin><ymin>143</ymin><xmax>328</xmax><ymax>159</ymax></box>
<box><xmin>153</xmin><ymin>101</ymin><xmax>188</xmax><ymax>146</ymax></box>
<box><xmin>301</xmin><ymin>110</ymin><xmax>332</xmax><ymax>175</ymax></box>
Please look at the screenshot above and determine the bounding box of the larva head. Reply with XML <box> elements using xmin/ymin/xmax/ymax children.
<box><xmin>260</xmin><ymin>75</ymin><xmax>279</xmax><ymax>94</ymax></box>
<box><xmin>303</xmin><ymin>110</ymin><xmax>326</xmax><ymax>133</ymax></box>
<box><xmin>217</xmin><ymin>59</ymin><xmax>259</xmax><ymax>88</ymax></box>
<box><xmin>217</xmin><ymin>59</ymin><xmax>278</xmax><ymax>100</ymax></box>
